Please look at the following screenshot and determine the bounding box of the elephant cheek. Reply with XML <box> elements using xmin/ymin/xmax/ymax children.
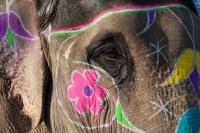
<box><xmin>57</xmin><ymin>61</ymin><xmax>118</xmax><ymax>128</ymax></box>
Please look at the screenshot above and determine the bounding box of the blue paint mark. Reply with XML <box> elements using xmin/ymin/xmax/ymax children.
<box><xmin>177</xmin><ymin>108</ymin><xmax>200</xmax><ymax>133</ymax></box>
<box><xmin>192</xmin><ymin>0</ymin><xmax>200</xmax><ymax>16</ymax></box>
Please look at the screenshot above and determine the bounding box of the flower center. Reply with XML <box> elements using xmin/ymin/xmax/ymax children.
<box><xmin>83</xmin><ymin>85</ymin><xmax>93</xmax><ymax>97</ymax></box>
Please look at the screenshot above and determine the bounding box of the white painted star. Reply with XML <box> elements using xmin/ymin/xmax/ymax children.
<box><xmin>146</xmin><ymin>37</ymin><xmax>168</xmax><ymax>68</ymax></box>
<box><xmin>41</xmin><ymin>24</ymin><xmax>52</xmax><ymax>42</ymax></box>
<box><xmin>149</xmin><ymin>95</ymin><xmax>177</xmax><ymax>122</ymax></box>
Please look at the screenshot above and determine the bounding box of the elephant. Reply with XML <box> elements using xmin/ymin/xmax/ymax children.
<box><xmin>0</xmin><ymin>0</ymin><xmax>200</xmax><ymax>133</ymax></box>
<box><xmin>0</xmin><ymin>0</ymin><xmax>49</xmax><ymax>132</ymax></box>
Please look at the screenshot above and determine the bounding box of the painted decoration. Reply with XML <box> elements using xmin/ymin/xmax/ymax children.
<box><xmin>66</xmin><ymin>70</ymin><xmax>107</xmax><ymax>115</ymax></box>
<box><xmin>160</xmin><ymin>9</ymin><xmax>200</xmax><ymax>103</ymax></box>
<box><xmin>56</xmin><ymin>36</ymin><xmax>145</xmax><ymax>131</ymax></box>
<box><xmin>149</xmin><ymin>95</ymin><xmax>177</xmax><ymax>122</ymax></box>
<box><xmin>50</xmin><ymin>4</ymin><xmax>185</xmax><ymax>37</ymax></box>
<box><xmin>0</xmin><ymin>0</ymin><xmax>34</xmax><ymax>49</ymax></box>
<box><xmin>116</xmin><ymin>104</ymin><xmax>134</xmax><ymax>128</ymax></box>
<box><xmin>177</xmin><ymin>108</ymin><xmax>200</xmax><ymax>133</ymax></box>
<box><xmin>115</xmin><ymin>103</ymin><xmax>146</xmax><ymax>133</ymax></box>
<box><xmin>55</xmin><ymin>36</ymin><xmax>117</xmax><ymax>130</ymax></box>
<box><xmin>160</xmin><ymin>49</ymin><xmax>200</xmax><ymax>96</ymax></box>
<box><xmin>53</xmin><ymin>3</ymin><xmax>200</xmax><ymax>133</ymax></box>
<box><xmin>146</xmin><ymin>37</ymin><xmax>168</xmax><ymax>69</ymax></box>
<box><xmin>136</xmin><ymin>11</ymin><xmax>156</xmax><ymax>35</ymax></box>
<box><xmin>161</xmin><ymin>8</ymin><xmax>200</xmax><ymax>133</ymax></box>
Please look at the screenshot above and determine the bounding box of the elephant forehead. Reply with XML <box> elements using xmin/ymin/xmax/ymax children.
<box><xmin>50</xmin><ymin>4</ymin><xmax>187</xmax><ymax>37</ymax></box>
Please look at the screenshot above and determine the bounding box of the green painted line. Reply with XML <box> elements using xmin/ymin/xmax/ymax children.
<box><xmin>51</xmin><ymin>5</ymin><xmax>185</xmax><ymax>37</ymax></box>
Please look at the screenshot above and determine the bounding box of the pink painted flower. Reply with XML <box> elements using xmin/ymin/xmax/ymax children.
<box><xmin>66</xmin><ymin>70</ymin><xmax>107</xmax><ymax>115</ymax></box>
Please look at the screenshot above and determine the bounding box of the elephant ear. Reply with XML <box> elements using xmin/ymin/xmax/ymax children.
<box><xmin>0</xmin><ymin>1</ymin><xmax>48</xmax><ymax>132</ymax></box>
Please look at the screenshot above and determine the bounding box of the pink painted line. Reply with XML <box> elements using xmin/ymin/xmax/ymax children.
<box><xmin>51</xmin><ymin>3</ymin><xmax>183</xmax><ymax>33</ymax></box>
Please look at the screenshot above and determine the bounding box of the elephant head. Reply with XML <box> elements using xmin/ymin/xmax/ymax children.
<box><xmin>1</xmin><ymin>0</ymin><xmax>200</xmax><ymax>133</ymax></box>
<box><xmin>40</xmin><ymin>0</ymin><xmax>200</xmax><ymax>133</ymax></box>
<box><xmin>0</xmin><ymin>0</ymin><xmax>50</xmax><ymax>132</ymax></box>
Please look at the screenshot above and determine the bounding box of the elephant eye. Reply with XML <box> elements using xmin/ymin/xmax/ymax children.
<box><xmin>86</xmin><ymin>31</ymin><xmax>134</xmax><ymax>84</ymax></box>
<box><xmin>106</xmin><ymin>52</ymin><xmax>118</xmax><ymax>59</ymax></box>
<box><xmin>105</xmin><ymin>48</ymin><xmax>119</xmax><ymax>60</ymax></box>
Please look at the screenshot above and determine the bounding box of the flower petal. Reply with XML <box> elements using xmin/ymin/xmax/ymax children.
<box><xmin>85</xmin><ymin>70</ymin><xmax>98</xmax><ymax>83</ymax></box>
<box><xmin>0</xmin><ymin>13</ymin><xmax>8</xmax><ymax>42</ymax></box>
<box><xmin>84</xmin><ymin>70</ymin><xmax>107</xmax><ymax>98</ymax></box>
<box><xmin>196</xmin><ymin>51</ymin><xmax>200</xmax><ymax>74</ymax></box>
<box><xmin>67</xmin><ymin>86</ymin><xmax>79</xmax><ymax>100</ymax></box>
<box><xmin>89</xmin><ymin>97</ymin><xmax>103</xmax><ymax>115</ymax></box>
<box><xmin>93</xmin><ymin>85</ymin><xmax>107</xmax><ymax>98</ymax></box>
<box><xmin>162</xmin><ymin>49</ymin><xmax>194</xmax><ymax>85</ymax></box>
<box><xmin>9</xmin><ymin>11</ymin><xmax>34</xmax><ymax>39</ymax></box>
<box><xmin>72</xmin><ymin>71</ymin><xmax>86</xmax><ymax>88</ymax></box>
<box><xmin>75</xmin><ymin>97</ymin><xmax>88</xmax><ymax>113</ymax></box>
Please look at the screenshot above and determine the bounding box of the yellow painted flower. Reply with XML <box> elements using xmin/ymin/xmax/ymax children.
<box><xmin>161</xmin><ymin>49</ymin><xmax>200</xmax><ymax>95</ymax></box>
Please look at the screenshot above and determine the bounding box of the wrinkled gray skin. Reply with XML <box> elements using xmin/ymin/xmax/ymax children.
<box><xmin>0</xmin><ymin>0</ymin><xmax>199</xmax><ymax>133</ymax></box>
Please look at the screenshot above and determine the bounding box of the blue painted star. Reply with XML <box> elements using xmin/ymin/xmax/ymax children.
<box><xmin>146</xmin><ymin>37</ymin><xmax>168</xmax><ymax>68</ymax></box>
